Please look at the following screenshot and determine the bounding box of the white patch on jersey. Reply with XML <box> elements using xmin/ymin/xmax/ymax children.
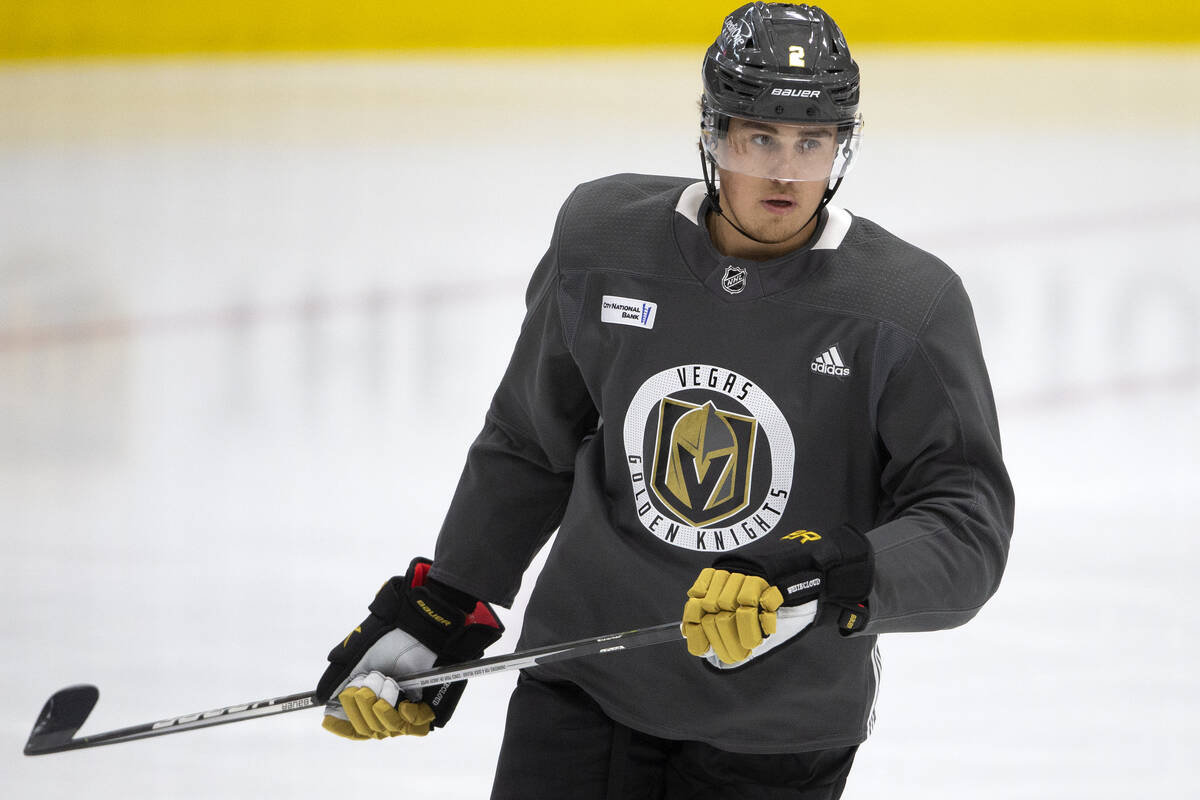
<box><xmin>622</xmin><ymin>364</ymin><xmax>795</xmax><ymax>553</ymax></box>
<box><xmin>601</xmin><ymin>295</ymin><xmax>657</xmax><ymax>330</ymax></box>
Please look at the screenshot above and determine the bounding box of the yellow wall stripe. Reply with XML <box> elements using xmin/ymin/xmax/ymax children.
<box><xmin>3</xmin><ymin>1</ymin><xmax>1199</xmax><ymax>60</ymax></box>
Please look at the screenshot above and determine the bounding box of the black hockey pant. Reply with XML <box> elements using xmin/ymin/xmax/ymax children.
<box><xmin>490</xmin><ymin>675</ymin><xmax>858</xmax><ymax>800</ymax></box>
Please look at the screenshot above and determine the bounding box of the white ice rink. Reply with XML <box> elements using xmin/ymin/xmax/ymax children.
<box><xmin>3</xmin><ymin>48</ymin><xmax>1199</xmax><ymax>797</ymax></box>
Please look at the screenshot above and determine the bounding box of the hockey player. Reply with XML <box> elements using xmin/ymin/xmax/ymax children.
<box><xmin>315</xmin><ymin>3</ymin><xmax>1014</xmax><ymax>798</ymax></box>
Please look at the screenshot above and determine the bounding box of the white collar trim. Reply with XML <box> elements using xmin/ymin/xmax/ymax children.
<box><xmin>812</xmin><ymin>205</ymin><xmax>852</xmax><ymax>250</ymax></box>
<box><xmin>675</xmin><ymin>181</ymin><xmax>853</xmax><ymax>251</ymax></box>
<box><xmin>674</xmin><ymin>181</ymin><xmax>708</xmax><ymax>226</ymax></box>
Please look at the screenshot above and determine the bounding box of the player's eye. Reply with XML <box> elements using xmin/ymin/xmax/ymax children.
<box><xmin>749</xmin><ymin>134</ymin><xmax>775</xmax><ymax>148</ymax></box>
<box><xmin>798</xmin><ymin>138</ymin><xmax>824</xmax><ymax>154</ymax></box>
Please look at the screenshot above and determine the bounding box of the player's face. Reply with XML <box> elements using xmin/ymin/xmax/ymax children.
<box><xmin>709</xmin><ymin>118</ymin><xmax>837</xmax><ymax>257</ymax></box>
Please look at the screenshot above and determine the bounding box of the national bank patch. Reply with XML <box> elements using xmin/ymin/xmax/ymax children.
<box><xmin>601</xmin><ymin>295</ymin><xmax>657</xmax><ymax>330</ymax></box>
<box><xmin>623</xmin><ymin>365</ymin><xmax>795</xmax><ymax>552</ymax></box>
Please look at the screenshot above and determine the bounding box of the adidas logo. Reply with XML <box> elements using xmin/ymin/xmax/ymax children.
<box><xmin>811</xmin><ymin>345</ymin><xmax>850</xmax><ymax>377</ymax></box>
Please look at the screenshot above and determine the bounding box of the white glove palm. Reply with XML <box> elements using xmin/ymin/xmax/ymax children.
<box><xmin>323</xmin><ymin>629</ymin><xmax>438</xmax><ymax>739</ymax></box>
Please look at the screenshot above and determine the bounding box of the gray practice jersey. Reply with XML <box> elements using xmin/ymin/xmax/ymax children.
<box><xmin>429</xmin><ymin>174</ymin><xmax>1015</xmax><ymax>753</ymax></box>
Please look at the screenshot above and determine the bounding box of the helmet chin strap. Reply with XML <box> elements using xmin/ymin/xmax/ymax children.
<box><xmin>699</xmin><ymin>142</ymin><xmax>842</xmax><ymax>249</ymax></box>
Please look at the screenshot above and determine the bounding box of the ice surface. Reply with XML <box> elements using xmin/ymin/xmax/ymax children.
<box><xmin>2</xmin><ymin>49</ymin><xmax>1198</xmax><ymax>798</ymax></box>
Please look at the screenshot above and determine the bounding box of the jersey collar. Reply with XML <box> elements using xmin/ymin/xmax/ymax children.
<box><xmin>672</xmin><ymin>181</ymin><xmax>854</xmax><ymax>301</ymax></box>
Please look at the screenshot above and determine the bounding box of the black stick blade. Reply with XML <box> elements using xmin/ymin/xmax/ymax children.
<box><xmin>25</xmin><ymin>685</ymin><xmax>99</xmax><ymax>755</ymax></box>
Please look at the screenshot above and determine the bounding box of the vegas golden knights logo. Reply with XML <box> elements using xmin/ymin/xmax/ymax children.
<box><xmin>651</xmin><ymin>398</ymin><xmax>757</xmax><ymax>527</ymax></box>
<box><xmin>624</xmin><ymin>364</ymin><xmax>795</xmax><ymax>552</ymax></box>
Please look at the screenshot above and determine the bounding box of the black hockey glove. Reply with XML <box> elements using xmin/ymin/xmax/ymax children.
<box><xmin>682</xmin><ymin>525</ymin><xmax>873</xmax><ymax>666</ymax></box>
<box><xmin>316</xmin><ymin>557</ymin><xmax>503</xmax><ymax>740</ymax></box>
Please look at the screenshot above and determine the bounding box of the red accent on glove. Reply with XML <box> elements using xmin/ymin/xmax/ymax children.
<box><xmin>465</xmin><ymin>602</ymin><xmax>500</xmax><ymax>629</ymax></box>
<box><xmin>413</xmin><ymin>561</ymin><xmax>497</xmax><ymax>629</ymax></box>
<box><xmin>411</xmin><ymin>561</ymin><xmax>432</xmax><ymax>587</ymax></box>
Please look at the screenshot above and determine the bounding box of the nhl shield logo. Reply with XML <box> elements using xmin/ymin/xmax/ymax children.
<box><xmin>721</xmin><ymin>265</ymin><xmax>747</xmax><ymax>294</ymax></box>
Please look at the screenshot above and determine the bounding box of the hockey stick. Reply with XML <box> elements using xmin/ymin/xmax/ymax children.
<box><xmin>24</xmin><ymin>620</ymin><xmax>682</xmax><ymax>756</ymax></box>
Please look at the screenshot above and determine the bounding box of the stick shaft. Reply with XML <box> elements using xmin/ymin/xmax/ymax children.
<box><xmin>25</xmin><ymin>621</ymin><xmax>681</xmax><ymax>755</ymax></box>
<box><xmin>396</xmin><ymin>620</ymin><xmax>682</xmax><ymax>690</ymax></box>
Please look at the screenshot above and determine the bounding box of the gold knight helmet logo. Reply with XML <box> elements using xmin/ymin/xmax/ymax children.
<box><xmin>652</xmin><ymin>398</ymin><xmax>757</xmax><ymax>527</ymax></box>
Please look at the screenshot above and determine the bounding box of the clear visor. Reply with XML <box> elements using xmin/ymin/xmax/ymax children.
<box><xmin>701</xmin><ymin>112</ymin><xmax>864</xmax><ymax>183</ymax></box>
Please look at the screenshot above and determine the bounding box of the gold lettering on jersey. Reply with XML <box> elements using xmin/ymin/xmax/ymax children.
<box><xmin>674</xmin><ymin>365</ymin><xmax>753</xmax><ymax>401</ymax></box>
<box><xmin>623</xmin><ymin>365</ymin><xmax>795</xmax><ymax>552</ymax></box>
<box><xmin>781</xmin><ymin>530</ymin><xmax>822</xmax><ymax>543</ymax></box>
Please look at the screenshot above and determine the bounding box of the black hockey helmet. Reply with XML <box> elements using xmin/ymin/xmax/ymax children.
<box><xmin>702</xmin><ymin>2</ymin><xmax>861</xmax><ymax>127</ymax></box>
<box><xmin>697</xmin><ymin>3</ymin><xmax>864</xmax><ymax>243</ymax></box>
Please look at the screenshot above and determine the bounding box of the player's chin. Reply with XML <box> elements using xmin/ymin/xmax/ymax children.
<box><xmin>746</xmin><ymin>216</ymin><xmax>810</xmax><ymax>245</ymax></box>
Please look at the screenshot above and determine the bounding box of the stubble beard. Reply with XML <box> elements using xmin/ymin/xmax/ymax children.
<box><xmin>727</xmin><ymin>205</ymin><xmax>816</xmax><ymax>247</ymax></box>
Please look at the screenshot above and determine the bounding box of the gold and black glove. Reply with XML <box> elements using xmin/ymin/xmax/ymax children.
<box><xmin>315</xmin><ymin>557</ymin><xmax>503</xmax><ymax>740</ymax></box>
<box><xmin>683</xmin><ymin>569</ymin><xmax>785</xmax><ymax>664</ymax></box>
<box><xmin>683</xmin><ymin>525</ymin><xmax>873</xmax><ymax>667</ymax></box>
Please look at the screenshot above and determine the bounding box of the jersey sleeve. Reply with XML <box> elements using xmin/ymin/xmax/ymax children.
<box><xmin>428</xmin><ymin>195</ymin><xmax>599</xmax><ymax>608</ymax></box>
<box><xmin>861</xmin><ymin>276</ymin><xmax>1015</xmax><ymax>634</ymax></box>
